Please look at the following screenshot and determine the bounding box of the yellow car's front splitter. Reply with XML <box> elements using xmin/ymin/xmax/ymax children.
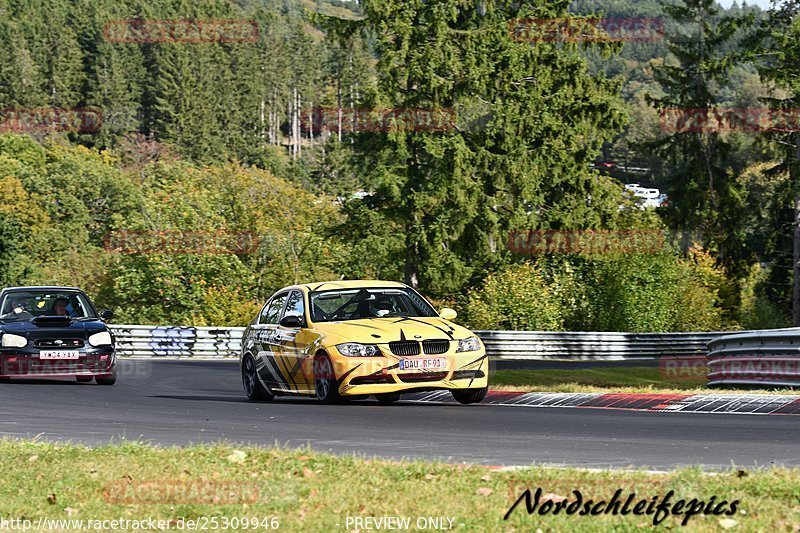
<box><xmin>331</xmin><ymin>350</ymin><xmax>489</xmax><ymax>396</ymax></box>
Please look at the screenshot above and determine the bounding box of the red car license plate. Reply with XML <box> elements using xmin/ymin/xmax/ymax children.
<box><xmin>39</xmin><ymin>350</ymin><xmax>81</xmax><ymax>360</ymax></box>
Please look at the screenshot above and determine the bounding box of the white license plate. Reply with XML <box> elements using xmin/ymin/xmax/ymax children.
<box><xmin>39</xmin><ymin>350</ymin><xmax>81</xmax><ymax>360</ymax></box>
<box><xmin>399</xmin><ymin>358</ymin><xmax>447</xmax><ymax>370</ymax></box>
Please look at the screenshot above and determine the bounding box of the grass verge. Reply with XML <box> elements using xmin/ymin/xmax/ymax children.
<box><xmin>491</xmin><ymin>368</ymin><xmax>799</xmax><ymax>395</ymax></box>
<box><xmin>1</xmin><ymin>440</ymin><xmax>798</xmax><ymax>531</ymax></box>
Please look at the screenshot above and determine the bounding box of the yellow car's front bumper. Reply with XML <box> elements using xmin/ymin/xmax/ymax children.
<box><xmin>330</xmin><ymin>348</ymin><xmax>489</xmax><ymax>396</ymax></box>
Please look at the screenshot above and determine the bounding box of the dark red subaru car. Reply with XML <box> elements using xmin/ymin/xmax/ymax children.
<box><xmin>0</xmin><ymin>286</ymin><xmax>116</xmax><ymax>384</ymax></box>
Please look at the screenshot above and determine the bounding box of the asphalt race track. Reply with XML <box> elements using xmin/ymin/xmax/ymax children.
<box><xmin>0</xmin><ymin>360</ymin><xmax>798</xmax><ymax>470</ymax></box>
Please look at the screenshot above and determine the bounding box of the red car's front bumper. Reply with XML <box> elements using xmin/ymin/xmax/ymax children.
<box><xmin>0</xmin><ymin>349</ymin><xmax>115</xmax><ymax>378</ymax></box>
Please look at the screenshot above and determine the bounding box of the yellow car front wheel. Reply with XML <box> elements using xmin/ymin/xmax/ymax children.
<box><xmin>451</xmin><ymin>386</ymin><xmax>488</xmax><ymax>405</ymax></box>
<box><xmin>314</xmin><ymin>353</ymin><xmax>341</xmax><ymax>404</ymax></box>
<box><xmin>375</xmin><ymin>392</ymin><xmax>402</xmax><ymax>404</ymax></box>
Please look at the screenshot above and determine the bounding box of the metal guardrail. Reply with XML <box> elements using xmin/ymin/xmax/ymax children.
<box><xmin>475</xmin><ymin>330</ymin><xmax>718</xmax><ymax>360</ymax></box>
<box><xmin>111</xmin><ymin>324</ymin><xmax>721</xmax><ymax>360</ymax></box>
<box><xmin>110</xmin><ymin>325</ymin><xmax>245</xmax><ymax>358</ymax></box>
<box><xmin>707</xmin><ymin>329</ymin><xmax>800</xmax><ymax>388</ymax></box>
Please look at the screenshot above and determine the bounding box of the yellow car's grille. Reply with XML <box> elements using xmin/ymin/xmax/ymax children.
<box><xmin>388</xmin><ymin>341</ymin><xmax>420</xmax><ymax>356</ymax></box>
<box><xmin>388</xmin><ymin>339</ymin><xmax>451</xmax><ymax>356</ymax></box>
<box><xmin>422</xmin><ymin>340</ymin><xmax>449</xmax><ymax>354</ymax></box>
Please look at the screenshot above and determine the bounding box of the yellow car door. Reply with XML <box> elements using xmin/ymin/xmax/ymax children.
<box><xmin>253</xmin><ymin>292</ymin><xmax>290</xmax><ymax>391</ymax></box>
<box><xmin>276</xmin><ymin>290</ymin><xmax>315</xmax><ymax>394</ymax></box>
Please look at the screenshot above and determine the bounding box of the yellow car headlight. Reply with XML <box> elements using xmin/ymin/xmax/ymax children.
<box><xmin>337</xmin><ymin>343</ymin><xmax>381</xmax><ymax>357</ymax></box>
<box><xmin>456</xmin><ymin>336</ymin><xmax>481</xmax><ymax>353</ymax></box>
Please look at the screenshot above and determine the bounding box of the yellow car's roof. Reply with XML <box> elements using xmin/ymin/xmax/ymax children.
<box><xmin>296</xmin><ymin>280</ymin><xmax>408</xmax><ymax>292</ymax></box>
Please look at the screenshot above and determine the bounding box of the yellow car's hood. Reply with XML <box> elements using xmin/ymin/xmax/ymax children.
<box><xmin>310</xmin><ymin>316</ymin><xmax>475</xmax><ymax>345</ymax></box>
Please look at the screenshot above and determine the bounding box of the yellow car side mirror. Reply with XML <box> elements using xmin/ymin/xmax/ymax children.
<box><xmin>439</xmin><ymin>307</ymin><xmax>458</xmax><ymax>320</ymax></box>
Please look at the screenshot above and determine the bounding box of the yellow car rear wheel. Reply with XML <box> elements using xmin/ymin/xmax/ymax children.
<box><xmin>242</xmin><ymin>354</ymin><xmax>273</xmax><ymax>401</ymax></box>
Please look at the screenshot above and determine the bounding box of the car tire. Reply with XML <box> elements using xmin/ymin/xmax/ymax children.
<box><xmin>314</xmin><ymin>353</ymin><xmax>341</xmax><ymax>404</ymax></box>
<box><xmin>242</xmin><ymin>354</ymin><xmax>273</xmax><ymax>401</ymax></box>
<box><xmin>76</xmin><ymin>376</ymin><xmax>93</xmax><ymax>383</ymax></box>
<box><xmin>96</xmin><ymin>371</ymin><xmax>117</xmax><ymax>386</ymax></box>
<box><xmin>451</xmin><ymin>386</ymin><xmax>488</xmax><ymax>405</ymax></box>
<box><xmin>375</xmin><ymin>392</ymin><xmax>402</xmax><ymax>404</ymax></box>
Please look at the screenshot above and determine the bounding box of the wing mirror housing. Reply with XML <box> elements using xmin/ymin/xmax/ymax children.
<box><xmin>100</xmin><ymin>309</ymin><xmax>114</xmax><ymax>321</ymax></box>
<box><xmin>439</xmin><ymin>307</ymin><xmax>458</xmax><ymax>320</ymax></box>
<box><xmin>279</xmin><ymin>315</ymin><xmax>303</xmax><ymax>328</ymax></box>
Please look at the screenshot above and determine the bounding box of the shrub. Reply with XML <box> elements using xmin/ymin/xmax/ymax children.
<box><xmin>463</xmin><ymin>249</ymin><xmax>729</xmax><ymax>332</ymax></box>
<box><xmin>463</xmin><ymin>262</ymin><xmax>565</xmax><ymax>331</ymax></box>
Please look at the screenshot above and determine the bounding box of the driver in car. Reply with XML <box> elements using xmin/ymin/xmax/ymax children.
<box><xmin>51</xmin><ymin>297</ymin><xmax>70</xmax><ymax>317</ymax></box>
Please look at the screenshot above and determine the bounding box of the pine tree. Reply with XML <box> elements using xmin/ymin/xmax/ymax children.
<box><xmin>647</xmin><ymin>0</ymin><xmax>754</xmax><ymax>271</ymax></box>
<box><xmin>341</xmin><ymin>0</ymin><xmax>627</xmax><ymax>295</ymax></box>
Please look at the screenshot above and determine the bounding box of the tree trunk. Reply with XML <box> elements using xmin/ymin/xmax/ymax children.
<box><xmin>404</xmin><ymin>228</ymin><xmax>419</xmax><ymax>289</ymax></box>
<box><xmin>794</xmin><ymin>196</ymin><xmax>800</xmax><ymax>326</ymax></box>
<box><xmin>794</xmin><ymin>136</ymin><xmax>800</xmax><ymax>325</ymax></box>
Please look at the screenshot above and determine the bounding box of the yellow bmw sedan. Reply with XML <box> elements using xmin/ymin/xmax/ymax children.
<box><xmin>240</xmin><ymin>280</ymin><xmax>488</xmax><ymax>404</ymax></box>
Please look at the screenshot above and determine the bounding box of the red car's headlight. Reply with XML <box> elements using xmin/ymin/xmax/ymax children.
<box><xmin>1</xmin><ymin>334</ymin><xmax>27</xmax><ymax>348</ymax></box>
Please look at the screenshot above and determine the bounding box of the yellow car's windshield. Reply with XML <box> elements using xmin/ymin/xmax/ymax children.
<box><xmin>309</xmin><ymin>287</ymin><xmax>437</xmax><ymax>322</ymax></box>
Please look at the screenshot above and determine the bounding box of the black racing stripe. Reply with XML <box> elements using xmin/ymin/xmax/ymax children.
<box><xmin>255</xmin><ymin>358</ymin><xmax>279</xmax><ymax>388</ymax></box>
<box><xmin>342</xmin><ymin>322</ymin><xmax>385</xmax><ymax>331</ymax></box>
<box><xmin>397</xmin><ymin>316</ymin><xmax>456</xmax><ymax>340</ymax></box>
<box><xmin>261</xmin><ymin>354</ymin><xmax>291</xmax><ymax>389</ymax></box>
<box><xmin>361</xmin><ymin>362</ymin><xmax>398</xmax><ymax>377</ymax></box>
<box><xmin>461</xmin><ymin>354</ymin><xmax>488</xmax><ymax>369</ymax></box>
<box><xmin>336</xmin><ymin>363</ymin><xmax>363</xmax><ymax>388</ymax></box>
<box><xmin>274</xmin><ymin>353</ymin><xmax>300</xmax><ymax>391</ymax></box>
<box><xmin>436</xmin><ymin>319</ymin><xmax>456</xmax><ymax>334</ymax></box>
<box><xmin>288</xmin><ymin>355</ymin><xmax>308</xmax><ymax>384</ymax></box>
<box><xmin>281</xmin><ymin>337</ymin><xmax>306</xmax><ymax>389</ymax></box>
